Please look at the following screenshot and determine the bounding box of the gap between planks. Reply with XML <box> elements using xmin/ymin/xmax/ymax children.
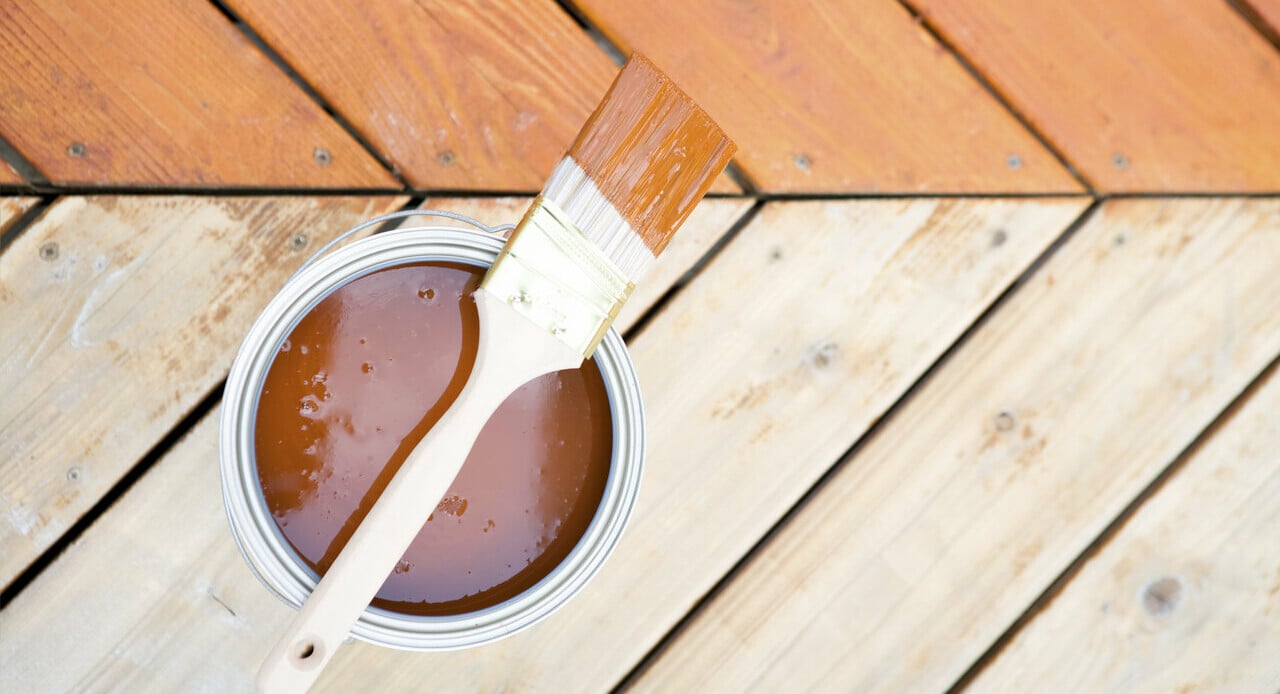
<box><xmin>950</xmin><ymin>350</ymin><xmax>1280</xmax><ymax>692</ymax></box>
<box><xmin>627</xmin><ymin>197</ymin><xmax>1280</xmax><ymax>693</ymax></box>
<box><xmin>613</xmin><ymin>198</ymin><xmax>1100</xmax><ymax>692</ymax></box>
<box><xmin>0</xmin><ymin>197</ymin><xmax>1088</xmax><ymax>692</ymax></box>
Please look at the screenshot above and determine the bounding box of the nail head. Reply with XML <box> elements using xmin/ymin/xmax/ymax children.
<box><xmin>994</xmin><ymin>411</ymin><xmax>1016</xmax><ymax>432</ymax></box>
<box><xmin>313</xmin><ymin>148</ymin><xmax>331</xmax><ymax>166</ymax></box>
<box><xmin>39</xmin><ymin>241</ymin><xmax>59</xmax><ymax>261</ymax></box>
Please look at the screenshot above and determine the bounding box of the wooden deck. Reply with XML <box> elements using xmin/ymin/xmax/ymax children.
<box><xmin>2</xmin><ymin>1</ymin><xmax>1279</xmax><ymax>692</ymax></box>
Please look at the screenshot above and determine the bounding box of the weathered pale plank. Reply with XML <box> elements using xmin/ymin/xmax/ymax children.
<box><xmin>913</xmin><ymin>0</ymin><xmax>1280</xmax><ymax>192</ymax></box>
<box><xmin>634</xmin><ymin>199</ymin><xmax>1280</xmax><ymax>692</ymax></box>
<box><xmin>574</xmin><ymin>0</ymin><xmax>1080</xmax><ymax>194</ymax></box>
<box><xmin>0</xmin><ymin>198</ymin><xmax>1087</xmax><ymax>690</ymax></box>
<box><xmin>0</xmin><ymin>197</ymin><xmax>37</xmax><ymax>230</ymax></box>
<box><xmin>0</xmin><ymin>1</ymin><xmax>396</xmax><ymax>188</ymax></box>
<box><xmin>0</xmin><ymin>411</ymin><xmax>276</xmax><ymax>692</ymax></box>
<box><xmin>0</xmin><ymin>195</ymin><xmax>407</xmax><ymax>588</ymax></box>
<box><xmin>419</xmin><ymin>196</ymin><xmax>754</xmax><ymax>332</ymax></box>
<box><xmin>223</xmin><ymin>1</ymin><xmax>743</xmax><ymax>193</ymax></box>
<box><xmin>972</xmin><ymin>370</ymin><xmax>1280</xmax><ymax>692</ymax></box>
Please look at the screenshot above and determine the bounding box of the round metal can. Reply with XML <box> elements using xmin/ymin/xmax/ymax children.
<box><xmin>219</xmin><ymin>211</ymin><xmax>644</xmax><ymax>651</ymax></box>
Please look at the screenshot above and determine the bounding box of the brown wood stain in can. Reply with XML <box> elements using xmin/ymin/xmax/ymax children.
<box><xmin>254</xmin><ymin>261</ymin><xmax>613</xmax><ymax>616</ymax></box>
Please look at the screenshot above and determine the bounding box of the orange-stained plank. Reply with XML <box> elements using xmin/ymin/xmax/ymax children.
<box><xmin>0</xmin><ymin>161</ymin><xmax>23</xmax><ymax>185</ymax></box>
<box><xmin>222</xmin><ymin>1</ymin><xmax>742</xmax><ymax>193</ymax></box>
<box><xmin>913</xmin><ymin>0</ymin><xmax>1280</xmax><ymax>192</ymax></box>
<box><xmin>573</xmin><ymin>0</ymin><xmax>1080</xmax><ymax>194</ymax></box>
<box><xmin>0</xmin><ymin>1</ymin><xmax>397</xmax><ymax>188</ymax></box>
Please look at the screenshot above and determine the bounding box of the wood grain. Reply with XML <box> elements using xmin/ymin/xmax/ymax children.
<box><xmin>0</xmin><ymin>197</ymin><xmax>37</xmax><ymax>230</ymax></box>
<box><xmin>634</xmin><ymin>199</ymin><xmax>1280</xmax><ymax>692</ymax></box>
<box><xmin>913</xmin><ymin>0</ymin><xmax>1280</xmax><ymax>192</ymax></box>
<box><xmin>0</xmin><ymin>195</ymin><xmax>407</xmax><ymax>589</ymax></box>
<box><xmin>0</xmin><ymin>198</ymin><xmax>1087</xmax><ymax>690</ymax></box>
<box><xmin>221</xmin><ymin>0</ymin><xmax>739</xmax><ymax>193</ymax></box>
<box><xmin>0</xmin><ymin>1</ymin><xmax>396</xmax><ymax>188</ymax></box>
<box><xmin>418</xmin><ymin>196</ymin><xmax>754</xmax><ymax>332</ymax></box>
<box><xmin>972</xmin><ymin>367</ymin><xmax>1280</xmax><ymax>692</ymax></box>
<box><xmin>573</xmin><ymin>0</ymin><xmax>1080</xmax><ymax>194</ymax></box>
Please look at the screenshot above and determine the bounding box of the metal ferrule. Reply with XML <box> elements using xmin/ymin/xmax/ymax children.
<box><xmin>480</xmin><ymin>196</ymin><xmax>634</xmax><ymax>357</ymax></box>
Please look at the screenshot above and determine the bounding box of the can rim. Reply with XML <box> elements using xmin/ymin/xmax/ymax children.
<box><xmin>219</xmin><ymin>222</ymin><xmax>644</xmax><ymax>651</ymax></box>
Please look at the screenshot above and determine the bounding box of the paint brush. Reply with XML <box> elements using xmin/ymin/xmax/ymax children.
<box><xmin>257</xmin><ymin>53</ymin><xmax>735</xmax><ymax>692</ymax></box>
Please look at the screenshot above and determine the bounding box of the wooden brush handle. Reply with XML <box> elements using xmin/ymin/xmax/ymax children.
<box><xmin>256</xmin><ymin>288</ymin><xmax>584</xmax><ymax>693</ymax></box>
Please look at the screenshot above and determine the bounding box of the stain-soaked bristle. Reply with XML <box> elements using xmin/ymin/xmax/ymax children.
<box><xmin>542</xmin><ymin>53</ymin><xmax>736</xmax><ymax>282</ymax></box>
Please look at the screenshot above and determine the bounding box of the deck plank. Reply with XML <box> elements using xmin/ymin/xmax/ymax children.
<box><xmin>913</xmin><ymin>0</ymin><xmax>1280</xmax><ymax>192</ymax></box>
<box><xmin>573</xmin><ymin>0</ymin><xmax>1080</xmax><ymax>194</ymax></box>
<box><xmin>222</xmin><ymin>1</ymin><xmax>745</xmax><ymax>193</ymax></box>
<box><xmin>418</xmin><ymin>196</ymin><xmax>754</xmax><ymax>332</ymax></box>
<box><xmin>632</xmin><ymin>199</ymin><xmax>1280</xmax><ymax>692</ymax></box>
<box><xmin>0</xmin><ymin>1</ymin><xmax>396</xmax><ymax>188</ymax></box>
<box><xmin>972</xmin><ymin>367</ymin><xmax>1280</xmax><ymax>693</ymax></box>
<box><xmin>0</xmin><ymin>198</ymin><xmax>1086</xmax><ymax>690</ymax></box>
<box><xmin>0</xmin><ymin>195</ymin><xmax>407</xmax><ymax>589</ymax></box>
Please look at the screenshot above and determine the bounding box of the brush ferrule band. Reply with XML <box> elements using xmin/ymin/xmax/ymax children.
<box><xmin>480</xmin><ymin>195</ymin><xmax>634</xmax><ymax>356</ymax></box>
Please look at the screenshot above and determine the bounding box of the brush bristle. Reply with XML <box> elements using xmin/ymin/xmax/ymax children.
<box><xmin>544</xmin><ymin>53</ymin><xmax>736</xmax><ymax>281</ymax></box>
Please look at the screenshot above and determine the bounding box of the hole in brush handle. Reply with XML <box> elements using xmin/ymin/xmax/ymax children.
<box><xmin>290</xmin><ymin>637</ymin><xmax>324</xmax><ymax>671</ymax></box>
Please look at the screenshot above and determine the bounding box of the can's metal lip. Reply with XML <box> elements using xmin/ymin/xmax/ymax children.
<box><xmin>219</xmin><ymin>225</ymin><xmax>644</xmax><ymax>651</ymax></box>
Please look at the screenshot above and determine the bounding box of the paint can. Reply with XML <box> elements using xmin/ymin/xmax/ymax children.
<box><xmin>219</xmin><ymin>210</ymin><xmax>644</xmax><ymax>650</ymax></box>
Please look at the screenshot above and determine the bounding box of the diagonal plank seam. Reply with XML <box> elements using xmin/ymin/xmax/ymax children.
<box><xmin>613</xmin><ymin>198</ymin><xmax>1103</xmax><ymax>693</ymax></box>
<box><xmin>1229</xmin><ymin>0</ymin><xmax>1280</xmax><ymax>51</ymax></box>
<box><xmin>0</xmin><ymin>196</ymin><xmax>55</xmax><ymax>256</ymax></box>
<box><xmin>206</xmin><ymin>0</ymin><xmax>410</xmax><ymax>190</ymax></box>
<box><xmin>947</xmin><ymin>350</ymin><xmax>1280</xmax><ymax>692</ymax></box>
<box><xmin>0</xmin><ymin>136</ymin><xmax>46</xmax><ymax>187</ymax></box>
<box><xmin>895</xmin><ymin>0</ymin><xmax>1093</xmax><ymax>194</ymax></box>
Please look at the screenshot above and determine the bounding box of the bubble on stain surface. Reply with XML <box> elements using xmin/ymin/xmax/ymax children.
<box><xmin>279</xmin><ymin>339</ymin><xmax>292</xmax><ymax>353</ymax></box>
<box><xmin>299</xmin><ymin>396</ymin><xmax>320</xmax><ymax>416</ymax></box>
<box><xmin>361</xmin><ymin>362</ymin><xmax>374</xmax><ymax>374</ymax></box>
<box><xmin>418</xmin><ymin>288</ymin><xmax>436</xmax><ymax>300</ymax></box>
<box><xmin>1142</xmin><ymin>576</ymin><xmax>1182</xmax><ymax>617</ymax></box>
<box><xmin>393</xmin><ymin>560</ymin><xmax>412</xmax><ymax>574</ymax></box>
<box><xmin>436</xmin><ymin>495</ymin><xmax>468</xmax><ymax>517</ymax></box>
